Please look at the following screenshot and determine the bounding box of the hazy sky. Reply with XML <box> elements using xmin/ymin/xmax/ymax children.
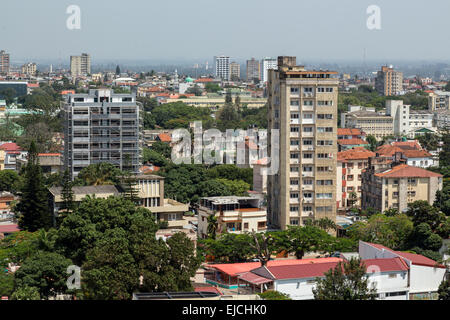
<box><xmin>1</xmin><ymin>0</ymin><xmax>450</xmax><ymax>64</ymax></box>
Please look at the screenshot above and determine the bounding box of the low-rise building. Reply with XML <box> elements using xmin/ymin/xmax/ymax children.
<box><xmin>342</xmin><ymin>109</ymin><xmax>393</xmax><ymax>139</ymax></box>
<box><xmin>376</xmin><ymin>144</ymin><xmax>435</xmax><ymax>168</ymax></box>
<box><xmin>337</xmin><ymin>147</ymin><xmax>375</xmax><ymax>211</ymax></box>
<box><xmin>0</xmin><ymin>142</ymin><xmax>27</xmax><ymax>171</ymax></box>
<box><xmin>361</xmin><ymin>161</ymin><xmax>443</xmax><ymax>213</ymax></box>
<box><xmin>198</xmin><ymin>196</ymin><xmax>267</xmax><ymax>238</ymax></box>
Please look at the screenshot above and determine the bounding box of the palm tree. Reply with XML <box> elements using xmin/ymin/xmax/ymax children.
<box><xmin>207</xmin><ymin>215</ymin><xmax>218</xmax><ymax>239</ymax></box>
<box><xmin>77</xmin><ymin>163</ymin><xmax>120</xmax><ymax>186</ymax></box>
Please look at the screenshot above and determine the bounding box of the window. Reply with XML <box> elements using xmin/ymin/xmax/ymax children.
<box><xmin>290</xmin><ymin>100</ymin><xmax>299</xmax><ymax>106</ymax></box>
<box><xmin>393</xmin><ymin>192</ymin><xmax>399</xmax><ymax>198</ymax></box>
<box><xmin>303</xmin><ymin>100</ymin><xmax>313</xmax><ymax>106</ymax></box>
<box><xmin>290</xmin><ymin>193</ymin><xmax>299</xmax><ymax>199</ymax></box>
<box><xmin>347</xmin><ymin>175</ymin><xmax>354</xmax><ymax>181</ymax></box>
<box><xmin>303</xmin><ymin>192</ymin><xmax>313</xmax><ymax>198</ymax></box>
<box><xmin>290</xmin><ymin>179</ymin><xmax>299</xmax><ymax>185</ymax></box>
<box><xmin>317</xmin><ymin>193</ymin><xmax>332</xmax><ymax>199</ymax></box>
<box><xmin>303</xmin><ymin>87</ymin><xmax>313</xmax><ymax>93</ymax></box>
<box><xmin>317</xmin><ymin>127</ymin><xmax>333</xmax><ymax>132</ymax></box>
<box><xmin>317</xmin><ymin>114</ymin><xmax>333</xmax><ymax>119</ymax></box>
<box><xmin>303</xmin><ymin>139</ymin><xmax>313</xmax><ymax>145</ymax></box>
<box><xmin>290</xmin><ymin>87</ymin><xmax>299</xmax><ymax>94</ymax></box>
<box><xmin>290</xmin><ymin>206</ymin><xmax>299</xmax><ymax>212</ymax></box>
<box><xmin>290</xmin><ymin>153</ymin><xmax>299</xmax><ymax>159</ymax></box>
<box><xmin>303</xmin><ymin>153</ymin><xmax>313</xmax><ymax>158</ymax></box>
<box><xmin>258</xmin><ymin>221</ymin><xmax>266</xmax><ymax>229</ymax></box>
<box><xmin>317</xmin><ymin>180</ymin><xmax>333</xmax><ymax>185</ymax></box>
<box><xmin>303</xmin><ymin>166</ymin><xmax>313</xmax><ymax>172</ymax></box>
<box><xmin>303</xmin><ymin>179</ymin><xmax>313</xmax><ymax>185</ymax></box>
<box><xmin>290</xmin><ymin>218</ymin><xmax>299</xmax><ymax>225</ymax></box>
<box><xmin>290</xmin><ymin>166</ymin><xmax>299</xmax><ymax>172</ymax></box>
<box><xmin>303</xmin><ymin>113</ymin><xmax>313</xmax><ymax>119</ymax></box>
<box><xmin>291</xmin><ymin>112</ymin><xmax>300</xmax><ymax>119</ymax></box>
<box><xmin>244</xmin><ymin>223</ymin><xmax>249</xmax><ymax>229</ymax></box>
<box><xmin>303</xmin><ymin>205</ymin><xmax>312</xmax><ymax>211</ymax></box>
<box><xmin>317</xmin><ymin>140</ymin><xmax>333</xmax><ymax>146</ymax></box>
<box><xmin>291</xmin><ymin>126</ymin><xmax>300</xmax><ymax>132</ymax></box>
<box><xmin>291</xmin><ymin>139</ymin><xmax>300</xmax><ymax>146</ymax></box>
<box><xmin>317</xmin><ymin>153</ymin><xmax>331</xmax><ymax>159</ymax></box>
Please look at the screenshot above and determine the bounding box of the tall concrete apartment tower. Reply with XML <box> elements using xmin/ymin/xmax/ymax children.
<box><xmin>64</xmin><ymin>89</ymin><xmax>142</xmax><ymax>179</ymax></box>
<box><xmin>70</xmin><ymin>53</ymin><xmax>91</xmax><ymax>77</ymax></box>
<box><xmin>214</xmin><ymin>55</ymin><xmax>230</xmax><ymax>81</ymax></box>
<box><xmin>229</xmin><ymin>62</ymin><xmax>241</xmax><ymax>81</ymax></box>
<box><xmin>246</xmin><ymin>58</ymin><xmax>261</xmax><ymax>82</ymax></box>
<box><xmin>267</xmin><ymin>56</ymin><xmax>339</xmax><ymax>229</ymax></box>
<box><xmin>261</xmin><ymin>57</ymin><xmax>278</xmax><ymax>83</ymax></box>
<box><xmin>0</xmin><ymin>50</ymin><xmax>10</xmax><ymax>75</ymax></box>
<box><xmin>375</xmin><ymin>65</ymin><xmax>403</xmax><ymax>96</ymax></box>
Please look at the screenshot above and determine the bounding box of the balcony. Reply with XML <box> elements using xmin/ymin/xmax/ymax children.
<box><xmin>290</xmin><ymin>145</ymin><xmax>300</xmax><ymax>151</ymax></box>
<box><xmin>302</xmin><ymin>158</ymin><xmax>314</xmax><ymax>164</ymax></box>
<box><xmin>290</xmin><ymin>105</ymin><xmax>300</xmax><ymax>112</ymax></box>
<box><xmin>290</xmin><ymin>132</ymin><xmax>300</xmax><ymax>138</ymax></box>
<box><xmin>290</xmin><ymin>185</ymin><xmax>300</xmax><ymax>191</ymax></box>
<box><xmin>303</xmin><ymin>92</ymin><xmax>314</xmax><ymax>98</ymax></box>
<box><xmin>290</xmin><ymin>158</ymin><xmax>300</xmax><ymax>164</ymax></box>
<box><xmin>301</xmin><ymin>185</ymin><xmax>314</xmax><ymax>191</ymax></box>
<box><xmin>301</xmin><ymin>118</ymin><xmax>315</xmax><ymax>125</ymax></box>
<box><xmin>302</xmin><ymin>131</ymin><xmax>314</xmax><ymax>138</ymax></box>
<box><xmin>302</xmin><ymin>198</ymin><xmax>314</xmax><ymax>204</ymax></box>
<box><xmin>302</xmin><ymin>105</ymin><xmax>314</xmax><ymax>112</ymax></box>
<box><xmin>302</xmin><ymin>171</ymin><xmax>314</xmax><ymax>177</ymax></box>
<box><xmin>290</xmin><ymin>119</ymin><xmax>300</xmax><ymax>125</ymax></box>
<box><xmin>289</xmin><ymin>198</ymin><xmax>300</xmax><ymax>204</ymax></box>
<box><xmin>302</xmin><ymin>145</ymin><xmax>314</xmax><ymax>152</ymax></box>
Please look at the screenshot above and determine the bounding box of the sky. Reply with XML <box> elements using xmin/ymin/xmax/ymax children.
<box><xmin>1</xmin><ymin>0</ymin><xmax>450</xmax><ymax>64</ymax></box>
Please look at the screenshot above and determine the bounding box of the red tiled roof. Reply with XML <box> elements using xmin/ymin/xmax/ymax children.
<box><xmin>208</xmin><ymin>257</ymin><xmax>342</xmax><ymax>277</ymax></box>
<box><xmin>194</xmin><ymin>78</ymin><xmax>214</xmax><ymax>83</ymax></box>
<box><xmin>238</xmin><ymin>272</ymin><xmax>273</xmax><ymax>285</ymax></box>
<box><xmin>338</xmin><ymin>147</ymin><xmax>375</xmax><ymax>161</ymax></box>
<box><xmin>0</xmin><ymin>224</ymin><xmax>19</xmax><ymax>234</ymax></box>
<box><xmin>38</xmin><ymin>153</ymin><xmax>61</xmax><ymax>157</ymax></box>
<box><xmin>393</xmin><ymin>251</ymin><xmax>446</xmax><ymax>269</ymax></box>
<box><xmin>392</xmin><ymin>141</ymin><xmax>421</xmax><ymax>150</ymax></box>
<box><xmin>0</xmin><ymin>143</ymin><xmax>22</xmax><ymax>152</ymax></box>
<box><xmin>361</xmin><ymin>258</ymin><xmax>409</xmax><ymax>272</ymax></box>
<box><xmin>265</xmin><ymin>261</ymin><xmax>341</xmax><ymax>279</ymax></box>
<box><xmin>365</xmin><ymin>242</ymin><xmax>446</xmax><ymax>268</ymax></box>
<box><xmin>337</xmin><ymin>128</ymin><xmax>363</xmax><ymax>136</ymax></box>
<box><xmin>401</xmin><ymin>150</ymin><xmax>432</xmax><ymax>158</ymax></box>
<box><xmin>374</xmin><ymin>164</ymin><xmax>442</xmax><ymax>178</ymax></box>
<box><xmin>158</xmin><ymin>133</ymin><xmax>172</xmax><ymax>143</ymax></box>
<box><xmin>338</xmin><ymin>138</ymin><xmax>368</xmax><ymax>146</ymax></box>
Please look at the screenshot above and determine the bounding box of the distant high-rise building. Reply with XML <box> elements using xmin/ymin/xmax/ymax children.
<box><xmin>229</xmin><ymin>62</ymin><xmax>240</xmax><ymax>81</ymax></box>
<box><xmin>214</xmin><ymin>56</ymin><xmax>230</xmax><ymax>80</ymax></box>
<box><xmin>63</xmin><ymin>89</ymin><xmax>142</xmax><ymax>178</ymax></box>
<box><xmin>21</xmin><ymin>63</ymin><xmax>37</xmax><ymax>76</ymax></box>
<box><xmin>246</xmin><ymin>58</ymin><xmax>260</xmax><ymax>82</ymax></box>
<box><xmin>267</xmin><ymin>56</ymin><xmax>339</xmax><ymax>229</ymax></box>
<box><xmin>375</xmin><ymin>65</ymin><xmax>403</xmax><ymax>96</ymax></box>
<box><xmin>0</xmin><ymin>50</ymin><xmax>10</xmax><ymax>75</ymax></box>
<box><xmin>70</xmin><ymin>53</ymin><xmax>91</xmax><ymax>77</ymax></box>
<box><xmin>260</xmin><ymin>57</ymin><xmax>277</xmax><ymax>83</ymax></box>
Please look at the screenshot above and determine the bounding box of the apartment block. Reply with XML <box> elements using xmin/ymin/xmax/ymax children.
<box><xmin>197</xmin><ymin>196</ymin><xmax>267</xmax><ymax>238</ymax></box>
<box><xmin>267</xmin><ymin>56</ymin><xmax>339</xmax><ymax>229</ymax></box>
<box><xmin>375</xmin><ymin>65</ymin><xmax>403</xmax><ymax>96</ymax></box>
<box><xmin>342</xmin><ymin>108</ymin><xmax>393</xmax><ymax>139</ymax></box>
<box><xmin>246</xmin><ymin>58</ymin><xmax>261</xmax><ymax>82</ymax></box>
<box><xmin>21</xmin><ymin>63</ymin><xmax>37</xmax><ymax>76</ymax></box>
<box><xmin>63</xmin><ymin>89</ymin><xmax>142</xmax><ymax>178</ymax></box>
<box><xmin>70</xmin><ymin>53</ymin><xmax>91</xmax><ymax>77</ymax></box>
<box><xmin>337</xmin><ymin>147</ymin><xmax>375</xmax><ymax>210</ymax></box>
<box><xmin>428</xmin><ymin>90</ymin><xmax>450</xmax><ymax>111</ymax></box>
<box><xmin>0</xmin><ymin>50</ymin><xmax>10</xmax><ymax>75</ymax></box>
<box><xmin>229</xmin><ymin>62</ymin><xmax>241</xmax><ymax>81</ymax></box>
<box><xmin>214</xmin><ymin>55</ymin><xmax>230</xmax><ymax>81</ymax></box>
<box><xmin>361</xmin><ymin>160</ymin><xmax>442</xmax><ymax>213</ymax></box>
<box><xmin>260</xmin><ymin>57</ymin><xmax>277</xmax><ymax>83</ymax></box>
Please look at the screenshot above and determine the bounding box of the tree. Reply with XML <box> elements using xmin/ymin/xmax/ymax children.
<box><xmin>225</xmin><ymin>90</ymin><xmax>233</xmax><ymax>104</ymax></box>
<box><xmin>11</xmin><ymin>286</ymin><xmax>40</xmax><ymax>300</ymax></box>
<box><xmin>207</xmin><ymin>215</ymin><xmax>218</xmax><ymax>239</ymax></box>
<box><xmin>366</xmin><ymin>135</ymin><xmax>377</xmax><ymax>151</ymax></box>
<box><xmin>116</xmin><ymin>65</ymin><xmax>121</xmax><ymax>75</ymax></box>
<box><xmin>0</xmin><ymin>273</ymin><xmax>14</xmax><ymax>297</ymax></box>
<box><xmin>271</xmin><ymin>226</ymin><xmax>334</xmax><ymax>259</ymax></box>
<box><xmin>313</xmin><ymin>258</ymin><xmax>377</xmax><ymax>300</ymax></box>
<box><xmin>215</xmin><ymin>178</ymin><xmax>250</xmax><ymax>196</ymax></box>
<box><xmin>0</xmin><ymin>231</ymin><xmax>39</xmax><ymax>268</ymax></box>
<box><xmin>347</xmin><ymin>213</ymin><xmax>413</xmax><ymax>250</ymax></box>
<box><xmin>74</xmin><ymin>162</ymin><xmax>122</xmax><ymax>186</ymax></box>
<box><xmin>0</xmin><ymin>170</ymin><xmax>21</xmax><ymax>193</ymax></box>
<box><xmin>16</xmin><ymin>141</ymin><xmax>52</xmax><ymax>232</ymax></box>
<box><xmin>59</xmin><ymin>169</ymin><xmax>74</xmax><ymax>219</ymax></box>
<box><xmin>250</xmin><ymin>232</ymin><xmax>273</xmax><ymax>266</ymax></box>
<box><xmin>0</xmin><ymin>88</ymin><xmax>17</xmax><ymax>105</ymax></box>
<box><xmin>438</xmin><ymin>279</ymin><xmax>450</xmax><ymax>300</ymax></box>
<box><xmin>14</xmin><ymin>251</ymin><xmax>73</xmax><ymax>299</ymax></box>
<box><xmin>406</xmin><ymin>200</ymin><xmax>447</xmax><ymax>236</ymax></box>
<box><xmin>258</xmin><ymin>290</ymin><xmax>291</xmax><ymax>300</ymax></box>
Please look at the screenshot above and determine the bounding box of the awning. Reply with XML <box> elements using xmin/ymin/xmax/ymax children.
<box><xmin>238</xmin><ymin>272</ymin><xmax>273</xmax><ymax>285</ymax></box>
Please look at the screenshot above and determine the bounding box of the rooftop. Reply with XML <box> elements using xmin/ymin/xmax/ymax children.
<box><xmin>338</xmin><ymin>147</ymin><xmax>375</xmax><ymax>161</ymax></box>
<box><xmin>374</xmin><ymin>164</ymin><xmax>442</xmax><ymax>178</ymax></box>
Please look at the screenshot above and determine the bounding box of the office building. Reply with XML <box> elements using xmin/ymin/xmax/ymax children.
<box><xmin>428</xmin><ymin>90</ymin><xmax>450</xmax><ymax>111</ymax></box>
<box><xmin>229</xmin><ymin>62</ymin><xmax>241</xmax><ymax>81</ymax></box>
<box><xmin>214</xmin><ymin>55</ymin><xmax>230</xmax><ymax>81</ymax></box>
<box><xmin>260</xmin><ymin>57</ymin><xmax>277</xmax><ymax>83</ymax></box>
<box><xmin>267</xmin><ymin>56</ymin><xmax>339</xmax><ymax>229</ymax></box>
<box><xmin>63</xmin><ymin>88</ymin><xmax>142</xmax><ymax>178</ymax></box>
<box><xmin>0</xmin><ymin>50</ymin><xmax>10</xmax><ymax>75</ymax></box>
<box><xmin>246</xmin><ymin>58</ymin><xmax>260</xmax><ymax>82</ymax></box>
<box><xmin>375</xmin><ymin>65</ymin><xmax>403</xmax><ymax>96</ymax></box>
<box><xmin>70</xmin><ymin>53</ymin><xmax>91</xmax><ymax>77</ymax></box>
